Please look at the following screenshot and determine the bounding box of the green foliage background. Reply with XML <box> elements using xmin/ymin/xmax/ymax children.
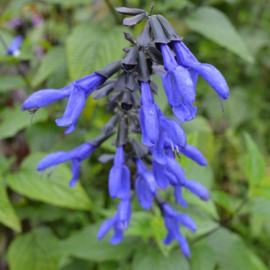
<box><xmin>0</xmin><ymin>0</ymin><xmax>270</xmax><ymax>269</ymax></box>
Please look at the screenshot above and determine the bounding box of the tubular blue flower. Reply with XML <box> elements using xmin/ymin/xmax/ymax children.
<box><xmin>172</xmin><ymin>41</ymin><xmax>229</xmax><ymax>100</ymax></box>
<box><xmin>97</xmin><ymin>199</ymin><xmax>132</xmax><ymax>245</ymax></box>
<box><xmin>152</xmin><ymin>161</ymin><xmax>169</xmax><ymax>189</ymax></box>
<box><xmin>162</xmin><ymin>203</ymin><xmax>196</xmax><ymax>258</ymax></box>
<box><xmin>160</xmin><ymin>44</ymin><xmax>197</xmax><ymax>123</ymax></box>
<box><xmin>185</xmin><ymin>180</ymin><xmax>210</xmax><ymax>201</ymax></box>
<box><xmin>182</xmin><ymin>144</ymin><xmax>207</xmax><ymax>166</ymax></box>
<box><xmin>22</xmin><ymin>73</ymin><xmax>106</xmax><ymax>133</ymax></box>
<box><xmin>139</xmin><ymin>82</ymin><xmax>159</xmax><ymax>146</ymax></box>
<box><xmin>135</xmin><ymin>159</ymin><xmax>157</xmax><ymax>209</ymax></box>
<box><xmin>37</xmin><ymin>143</ymin><xmax>96</xmax><ymax>187</ymax></box>
<box><xmin>7</xmin><ymin>36</ymin><xmax>23</xmax><ymax>56</ymax></box>
<box><xmin>109</xmin><ymin>146</ymin><xmax>130</xmax><ymax>199</ymax></box>
<box><xmin>166</xmin><ymin>156</ymin><xmax>186</xmax><ymax>185</ymax></box>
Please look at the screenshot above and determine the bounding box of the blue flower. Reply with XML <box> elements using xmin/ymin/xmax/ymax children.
<box><xmin>160</xmin><ymin>44</ymin><xmax>197</xmax><ymax>123</ymax></box>
<box><xmin>185</xmin><ymin>180</ymin><xmax>210</xmax><ymax>201</ymax></box>
<box><xmin>172</xmin><ymin>41</ymin><xmax>229</xmax><ymax>100</ymax></box>
<box><xmin>22</xmin><ymin>73</ymin><xmax>106</xmax><ymax>134</ymax></box>
<box><xmin>139</xmin><ymin>81</ymin><xmax>159</xmax><ymax>146</ymax></box>
<box><xmin>150</xmin><ymin>106</ymin><xmax>186</xmax><ymax>165</ymax></box>
<box><xmin>7</xmin><ymin>36</ymin><xmax>23</xmax><ymax>56</ymax></box>
<box><xmin>109</xmin><ymin>146</ymin><xmax>130</xmax><ymax>199</ymax></box>
<box><xmin>182</xmin><ymin>144</ymin><xmax>207</xmax><ymax>166</ymax></box>
<box><xmin>162</xmin><ymin>203</ymin><xmax>196</xmax><ymax>258</ymax></box>
<box><xmin>152</xmin><ymin>161</ymin><xmax>169</xmax><ymax>189</ymax></box>
<box><xmin>97</xmin><ymin>199</ymin><xmax>132</xmax><ymax>245</ymax></box>
<box><xmin>37</xmin><ymin>143</ymin><xmax>96</xmax><ymax>187</ymax></box>
<box><xmin>135</xmin><ymin>158</ymin><xmax>157</xmax><ymax>209</ymax></box>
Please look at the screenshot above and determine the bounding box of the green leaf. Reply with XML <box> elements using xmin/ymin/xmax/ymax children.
<box><xmin>32</xmin><ymin>46</ymin><xmax>66</xmax><ymax>87</ymax></box>
<box><xmin>0</xmin><ymin>176</ymin><xmax>21</xmax><ymax>232</ymax></box>
<box><xmin>0</xmin><ymin>105</ymin><xmax>49</xmax><ymax>140</ymax></box>
<box><xmin>0</xmin><ymin>76</ymin><xmax>26</xmax><ymax>93</ymax></box>
<box><xmin>249</xmin><ymin>197</ymin><xmax>270</xmax><ymax>217</ymax></box>
<box><xmin>211</xmin><ymin>191</ymin><xmax>234</xmax><ymax>214</ymax></box>
<box><xmin>8</xmin><ymin>228</ymin><xmax>60</xmax><ymax>270</ymax></box>
<box><xmin>132</xmin><ymin>246</ymin><xmax>189</xmax><ymax>270</ymax></box>
<box><xmin>7</xmin><ymin>153</ymin><xmax>92</xmax><ymax>210</ymax></box>
<box><xmin>53</xmin><ymin>223</ymin><xmax>135</xmax><ymax>262</ymax></box>
<box><xmin>185</xmin><ymin>7</ymin><xmax>254</xmax><ymax>63</ymax></box>
<box><xmin>244</xmin><ymin>133</ymin><xmax>265</xmax><ymax>187</ymax></box>
<box><xmin>66</xmin><ymin>24</ymin><xmax>128</xmax><ymax>80</ymax></box>
<box><xmin>190</xmin><ymin>243</ymin><xmax>217</xmax><ymax>270</ymax></box>
<box><xmin>207</xmin><ymin>228</ymin><xmax>268</xmax><ymax>270</ymax></box>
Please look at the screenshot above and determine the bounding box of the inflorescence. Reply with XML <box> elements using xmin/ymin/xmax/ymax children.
<box><xmin>21</xmin><ymin>5</ymin><xmax>229</xmax><ymax>258</ymax></box>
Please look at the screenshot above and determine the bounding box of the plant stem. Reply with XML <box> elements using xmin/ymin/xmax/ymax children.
<box><xmin>191</xmin><ymin>193</ymin><xmax>249</xmax><ymax>244</ymax></box>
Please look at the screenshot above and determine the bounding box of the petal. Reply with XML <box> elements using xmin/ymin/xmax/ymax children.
<box><xmin>173</xmin><ymin>185</ymin><xmax>188</xmax><ymax>207</ymax></box>
<box><xmin>176</xmin><ymin>214</ymin><xmax>197</xmax><ymax>232</ymax></box>
<box><xmin>136</xmin><ymin>176</ymin><xmax>152</xmax><ymax>210</ymax></box>
<box><xmin>159</xmin><ymin>117</ymin><xmax>186</xmax><ymax>151</ymax></box>
<box><xmin>55</xmin><ymin>89</ymin><xmax>86</xmax><ymax>134</ymax></box>
<box><xmin>152</xmin><ymin>161</ymin><xmax>169</xmax><ymax>189</ymax></box>
<box><xmin>135</xmin><ymin>158</ymin><xmax>147</xmax><ymax>175</ymax></box>
<box><xmin>176</xmin><ymin>234</ymin><xmax>190</xmax><ymax>258</ymax></box>
<box><xmin>69</xmin><ymin>159</ymin><xmax>80</xmax><ymax>188</ymax></box>
<box><xmin>142</xmin><ymin>172</ymin><xmax>157</xmax><ymax>194</ymax></box>
<box><xmin>110</xmin><ymin>225</ymin><xmax>124</xmax><ymax>245</ymax></box>
<box><xmin>139</xmin><ymin>107</ymin><xmax>154</xmax><ymax>147</ymax></box>
<box><xmin>7</xmin><ymin>36</ymin><xmax>23</xmax><ymax>55</ymax></box>
<box><xmin>75</xmin><ymin>73</ymin><xmax>105</xmax><ymax>94</ymax></box>
<box><xmin>97</xmin><ymin>215</ymin><xmax>117</xmax><ymax>240</ymax></box>
<box><xmin>172</xmin><ymin>41</ymin><xmax>199</xmax><ymax>68</ymax></box>
<box><xmin>166</xmin><ymin>157</ymin><xmax>186</xmax><ymax>185</ymax></box>
<box><xmin>182</xmin><ymin>144</ymin><xmax>207</xmax><ymax>166</ymax></box>
<box><xmin>192</xmin><ymin>63</ymin><xmax>229</xmax><ymax>99</ymax></box>
<box><xmin>185</xmin><ymin>180</ymin><xmax>210</xmax><ymax>201</ymax></box>
<box><xmin>37</xmin><ymin>152</ymin><xmax>70</xmax><ymax>170</ymax></box>
<box><xmin>160</xmin><ymin>44</ymin><xmax>178</xmax><ymax>71</ymax></box>
<box><xmin>139</xmin><ymin>105</ymin><xmax>159</xmax><ymax>146</ymax></box>
<box><xmin>114</xmin><ymin>146</ymin><xmax>124</xmax><ymax>166</ymax></box>
<box><xmin>140</xmin><ymin>82</ymin><xmax>154</xmax><ymax>105</ymax></box>
<box><xmin>163</xmin><ymin>232</ymin><xmax>174</xmax><ymax>245</ymax></box>
<box><xmin>173</xmin><ymin>104</ymin><xmax>197</xmax><ymax>123</ymax></box>
<box><xmin>118</xmin><ymin>199</ymin><xmax>132</xmax><ymax>227</ymax></box>
<box><xmin>116</xmin><ymin>166</ymin><xmax>131</xmax><ymax>199</ymax></box>
<box><xmin>109</xmin><ymin>166</ymin><xmax>122</xmax><ymax>199</ymax></box>
<box><xmin>21</xmin><ymin>86</ymin><xmax>72</xmax><ymax>110</ymax></box>
<box><xmin>149</xmin><ymin>130</ymin><xmax>167</xmax><ymax>165</ymax></box>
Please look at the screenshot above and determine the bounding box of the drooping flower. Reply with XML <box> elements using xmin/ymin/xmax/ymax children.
<box><xmin>172</xmin><ymin>41</ymin><xmax>229</xmax><ymax>100</ymax></box>
<box><xmin>160</xmin><ymin>44</ymin><xmax>197</xmax><ymax>123</ymax></box>
<box><xmin>139</xmin><ymin>81</ymin><xmax>159</xmax><ymax>146</ymax></box>
<box><xmin>97</xmin><ymin>199</ymin><xmax>132</xmax><ymax>244</ymax></box>
<box><xmin>135</xmin><ymin>158</ymin><xmax>157</xmax><ymax>209</ymax></box>
<box><xmin>37</xmin><ymin>143</ymin><xmax>96</xmax><ymax>187</ymax></box>
<box><xmin>162</xmin><ymin>203</ymin><xmax>196</xmax><ymax>258</ymax></box>
<box><xmin>22</xmin><ymin>73</ymin><xmax>106</xmax><ymax>134</ymax></box>
<box><xmin>185</xmin><ymin>180</ymin><xmax>210</xmax><ymax>201</ymax></box>
<box><xmin>109</xmin><ymin>146</ymin><xmax>130</xmax><ymax>199</ymax></box>
<box><xmin>7</xmin><ymin>36</ymin><xmax>23</xmax><ymax>56</ymax></box>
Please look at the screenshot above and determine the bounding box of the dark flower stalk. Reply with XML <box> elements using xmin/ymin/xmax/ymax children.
<box><xmin>21</xmin><ymin>4</ymin><xmax>229</xmax><ymax>258</ymax></box>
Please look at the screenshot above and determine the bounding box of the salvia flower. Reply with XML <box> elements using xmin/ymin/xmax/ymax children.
<box><xmin>172</xmin><ymin>41</ymin><xmax>229</xmax><ymax>100</ymax></box>
<box><xmin>109</xmin><ymin>146</ymin><xmax>131</xmax><ymax>199</ymax></box>
<box><xmin>22</xmin><ymin>73</ymin><xmax>106</xmax><ymax>134</ymax></box>
<box><xmin>139</xmin><ymin>81</ymin><xmax>159</xmax><ymax>146</ymax></box>
<box><xmin>135</xmin><ymin>158</ymin><xmax>157</xmax><ymax>209</ymax></box>
<box><xmin>160</xmin><ymin>43</ymin><xmax>197</xmax><ymax>123</ymax></box>
<box><xmin>21</xmin><ymin>6</ymin><xmax>230</xmax><ymax>258</ymax></box>
<box><xmin>97</xmin><ymin>199</ymin><xmax>132</xmax><ymax>244</ymax></box>
<box><xmin>7</xmin><ymin>36</ymin><xmax>23</xmax><ymax>56</ymax></box>
<box><xmin>37</xmin><ymin>143</ymin><xmax>96</xmax><ymax>187</ymax></box>
<box><xmin>162</xmin><ymin>203</ymin><xmax>196</xmax><ymax>258</ymax></box>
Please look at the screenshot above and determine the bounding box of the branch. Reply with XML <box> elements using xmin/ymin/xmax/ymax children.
<box><xmin>191</xmin><ymin>193</ymin><xmax>249</xmax><ymax>244</ymax></box>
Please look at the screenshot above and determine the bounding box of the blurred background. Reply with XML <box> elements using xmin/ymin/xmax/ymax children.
<box><xmin>0</xmin><ymin>0</ymin><xmax>270</xmax><ymax>269</ymax></box>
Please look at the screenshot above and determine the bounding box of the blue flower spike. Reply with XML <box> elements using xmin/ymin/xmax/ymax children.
<box><xmin>21</xmin><ymin>6</ymin><xmax>230</xmax><ymax>258</ymax></box>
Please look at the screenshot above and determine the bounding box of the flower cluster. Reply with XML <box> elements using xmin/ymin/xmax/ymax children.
<box><xmin>22</xmin><ymin>5</ymin><xmax>229</xmax><ymax>258</ymax></box>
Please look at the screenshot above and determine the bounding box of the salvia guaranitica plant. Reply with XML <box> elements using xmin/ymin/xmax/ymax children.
<box><xmin>21</xmin><ymin>4</ymin><xmax>229</xmax><ymax>258</ymax></box>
